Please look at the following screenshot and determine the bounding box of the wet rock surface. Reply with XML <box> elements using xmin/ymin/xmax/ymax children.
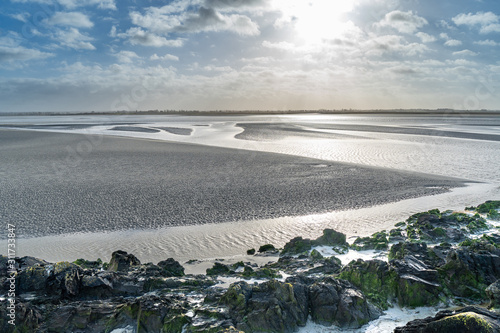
<box><xmin>1</xmin><ymin>203</ymin><xmax>499</xmax><ymax>332</ymax></box>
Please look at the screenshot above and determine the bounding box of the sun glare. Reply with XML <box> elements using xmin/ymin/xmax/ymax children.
<box><xmin>273</xmin><ymin>0</ymin><xmax>356</xmax><ymax>44</ymax></box>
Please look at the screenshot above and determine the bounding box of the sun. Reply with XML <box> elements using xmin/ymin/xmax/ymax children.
<box><xmin>272</xmin><ymin>0</ymin><xmax>356</xmax><ymax>44</ymax></box>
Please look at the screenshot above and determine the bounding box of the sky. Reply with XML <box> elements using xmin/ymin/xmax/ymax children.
<box><xmin>1</xmin><ymin>0</ymin><xmax>500</xmax><ymax>112</ymax></box>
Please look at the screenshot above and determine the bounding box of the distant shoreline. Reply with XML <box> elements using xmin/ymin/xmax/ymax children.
<box><xmin>1</xmin><ymin>109</ymin><xmax>500</xmax><ymax>117</ymax></box>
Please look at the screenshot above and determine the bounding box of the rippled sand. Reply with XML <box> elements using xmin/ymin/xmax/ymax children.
<box><xmin>0</xmin><ymin>129</ymin><xmax>464</xmax><ymax>239</ymax></box>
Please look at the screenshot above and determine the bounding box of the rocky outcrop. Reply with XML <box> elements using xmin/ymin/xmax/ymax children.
<box><xmin>108</xmin><ymin>250</ymin><xmax>141</xmax><ymax>272</ymax></box>
<box><xmin>308</xmin><ymin>277</ymin><xmax>381</xmax><ymax>328</ymax></box>
<box><xmin>394</xmin><ymin>306</ymin><xmax>500</xmax><ymax>333</ymax></box>
<box><xmin>486</xmin><ymin>280</ymin><xmax>500</xmax><ymax>309</ymax></box>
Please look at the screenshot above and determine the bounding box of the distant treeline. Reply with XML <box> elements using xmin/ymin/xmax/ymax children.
<box><xmin>1</xmin><ymin>109</ymin><xmax>499</xmax><ymax>116</ymax></box>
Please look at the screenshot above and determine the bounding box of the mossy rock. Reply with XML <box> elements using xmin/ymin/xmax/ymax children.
<box><xmin>425</xmin><ymin>312</ymin><xmax>496</xmax><ymax>332</ymax></box>
<box><xmin>258</xmin><ymin>244</ymin><xmax>276</xmax><ymax>253</ymax></box>
<box><xmin>313</xmin><ymin>229</ymin><xmax>348</xmax><ymax>247</ymax></box>
<box><xmin>281</xmin><ymin>237</ymin><xmax>312</xmax><ymax>255</ymax></box>
<box><xmin>351</xmin><ymin>231</ymin><xmax>388</xmax><ymax>251</ymax></box>
<box><xmin>310</xmin><ymin>249</ymin><xmax>324</xmax><ymax>260</ymax></box>
<box><xmin>246</xmin><ymin>248</ymin><xmax>256</xmax><ymax>255</ymax></box>
<box><xmin>163</xmin><ymin>315</ymin><xmax>190</xmax><ymax>333</ymax></box>
<box><xmin>475</xmin><ymin>200</ymin><xmax>500</xmax><ymax>214</ymax></box>
<box><xmin>206</xmin><ymin>262</ymin><xmax>230</xmax><ymax>276</ymax></box>
<box><xmin>72</xmin><ymin>258</ymin><xmax>103</xmax><ymax>269</ymax></box>
<box><xmin>339</xmin><ymin>259</ymin><xmax>397</xmax><ymax>309</ymax></box>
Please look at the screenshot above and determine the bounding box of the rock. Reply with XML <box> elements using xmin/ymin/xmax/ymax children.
<box><xmin>394</xmin><ymin>305</ymin><xmax>500</xmax><ymax>333</ymax></box>
<box><xmin>339</xmin><ymin>259</ymin><xmax>397</xmax><ymax>309</ymax></box>
<box><xmin>17</xmin><ymin>265</ymin><xmax>49</xmax><ymax>292</ymax></box>
<box><xmin>108</xmin><ymin>250</ymin><xmax>141</xmax><ymax>272</ymax></box>
<box><xmin>351</xmin><ymin>231</ymin><xmax>388</xmax><ymax>251</ymax></box>
<box><xmin>281</xmin><ymin>237</ymin><xmax>313</xmax><ymax>255</ymax></box>
<box><xmin>221</xmin><ymin>280</ymin><xmax>308</xmax><ymax>333</ymax></box>
<box><xmin>73</xmin><ymin>258</ymin><xmax>103</xmax><ymax>269</ymax></box>
<box><xmin>486</xmin><ymin>280</ymin><xmax>500</xmax><ymax>309</ymax></box>
<box><xmin>313</xmin><ymin>229</ymin><xmax>348</xmax><ymax>248</ymax></box>
<box><xmin>438</xmin><ymin>248</ymin><xmax>500</xmax><ymax>300</ymax></box>
<box><xmin>157</xmin><ymin>258</ymin><xmax>185</xmax><ymax>277</ymax></box>
<box><xmin>258</xmin><ymin>244</ymin><xmax>277</xmax><ymax>253</ymax></box>
<box><xmin>207</xmin><ymin>262</ymin><xmax>231</xmax><ymax>276</ymax></box>
<box><xmin>391</xmin><ymin>256</ymin><xmax>442</xmax><ymax>308</ymax></box>
<box><xmin>305</xmin><ymin>257</ymin><xmax>342</xmax><ymax>275</ymax></box>
<box><xmin>246</xmin><ymin>248</ymin><xmax>256</xmax><ymax>255</ymax></box>
<box><xmin>308</xmin><ymin>277</ymin><xmax>381</xmax><ymax>328</ymax></box>
<box><xmin>310</xmin><ymin>249</ymin><xmax>324</xmax><ymax>260</ymax></box>
<box><xmin>46</xmin><ymin>261</ymin><xmax>84</xmax><ymax>298</ymax></box>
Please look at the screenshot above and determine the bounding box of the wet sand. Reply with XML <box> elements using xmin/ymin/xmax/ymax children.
<box><xmin>235</xmin><ymin>122</ymin><xmax>500</xmax><ymax>142</ymax></box>
<box><xmin>0</xmin><ymin>129</ymin><xmax>465</xmax><ymax>239</ymax></box>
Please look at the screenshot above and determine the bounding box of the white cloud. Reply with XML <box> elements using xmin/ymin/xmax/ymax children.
<box><xmin>416</xmin><ymin>32</ymin><xmax>436</xmax><ymax>43</ymax></box>
<box><xmin>365</xmin><ymin>35</ymin><xmax>429</xmax><ymax>56</ymax></box>
<box><xmin>444</xmin><ymin>39</ymin><xmax>462</xmax><ymax>47</ymax></box>
<box><xmin>11</xmin><ymin>0</ymin><xmax>116</xmax><ymax>10</ymax></box>
<box><xmin>10</xmin><ymin>13</ymin><xmax>30</xmax><ymax>22</ymax></box>
<box><xmin>452</xmin><ymin>12</ymin><xmax>500</xmax><ymax>34</ymax></box>
<box><xmin>46</xmin><ymin>12</ymin><xmax>94</xmax><ymax>28</ymax></box>
<box><xmin>113</xmin><ymin>51</ymin><xmax>140</xmax><ymax>64</ymax></box>
<box><xmin>262</xmin><ymin>40</ymin><xmax>296</xmax><ymax>51</ymax></box>
<box><xmin>376</xmin><ymin>10</ymin><xmax>428</xmax><ymax>34</ymax></box>
<box><xmin>53</xmin><ymin>28</ymin><xmax>96</xmax><ymax>50</ymax></box>
<box><xmin>130</xmin><ymin>5</ymin><xmax>260</xmax><ymax>36</ymax></box>
<box><xmin>117</xmin><ymin>28</ymin><xmax>184</xmax><ymax>47</ymax></box>
<box><xmin>452</xmin><ymin>49</ymin><xmax>478</xmax><ymax>57</ymax></box>
<box><xmin>474</xmin><ymin>39</ymin><xmax>499</xmax><ymax>46</ymax></box>
<box><xmin>150</xmin><ymin>53</ymin><xmax>179</xmax><ymax>61</ymax></box>
<box><xmin>205</xmin><ymin>0</ymin><xmax>268</xmax><ymax>9</ymax></box>
<box><xmin>0</xmin><ymin>45</ymin><xmax>54</xmax><ymax>63</ymax></box>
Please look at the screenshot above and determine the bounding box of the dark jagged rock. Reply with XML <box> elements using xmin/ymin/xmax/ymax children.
<box><xmin>439</xmin><ymin>247</ymin><xmax>500</xmax><ymax>300</ymax></box>
<box><xmin>207</xmin><ymin>262</ymin><xmax>231</xmax><ymax>276</ymax></box>
<box><xmin>73</xmin><ymin>258</ymin><xmax>103</xmax><ymax>269</ymax></box>
<box><xmin>281</xmin><ymin>236</ymin><xmax>313</xmax><ymax>255</ymax></box>
<box><xmin>313</xmin><ymin>229</ymin><xmax>348</xmax><ymax>248</ymax></box>
<box><xmin>221</xmin><ymin>280</ymin><xmax>308</xmax><ymax>333</ymax></box>
<box><xmin>246</xmin><ymin>248</ymin><xmax>256</xmax><ymax>255</ymax></box>
<box><xmin>108</xmin><ymin>250</ymin><xmax>141</xmax><ymax>272</ymax></box>
<box><xmin>486</xmin><ymin>280</ymin><xmax>500</xmax><ymax>309</ymax></box>
<box><xmin>308</xmin><ymin>277</ymin><xmax>381</xmax><ymax>328</ymax></box>
<box><xmin>258</xmin><ymin>244</ymin><xmax>277</xmax><ymax>253</ymax></box>
<box><xmin>157</xmin><ymin>258</ymin><xmax>185</xmax><ymax>277</ymax></box>
<box><xmin>339</xmin><ymin>259</ymin><xmax>397</xmax><ymax>309</ymax></box>
<box><xmin>391</xmin><ymin>255</ymin><xmax>442</xmax><ymax>308</ymax></box>
<box><xmin>46</xmin><ymin>261</ymin><xmax>84</xmax><ymax>298</ymax></box>
<box><xmin>394</xmin><ymin>306</ymin><xmax>500</xmax><ymax>333</ymax></box>
<box><xmin>351</xmin><ymin>231</ymin><xmax>389</xmax><ymax>251</ymax></box>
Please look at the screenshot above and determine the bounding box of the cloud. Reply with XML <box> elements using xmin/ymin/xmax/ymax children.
<box><xmin>150</xmin><ymin>53</ymin><xmax>179</xmax><ymax>61</ymax></box>
<box><xmin>130</xmin><ymin>5</ymin><xmax>260</xmax><ymax>36</ymax></box>
<box><xmin>416</xmin><ymin>32</ymin><xmax>436</xmax><ymax>43</ymax></box>
<box><xmin>366</xmin><ymin>35</ymin><xmax>429</xmax><ymax>56</ymax></box>
<box><xmin>377</xmin><ymin>10</ymin><xmax>428</xmax><ymax>34</ymax></box>
<box><xmin>262</xmin><ymin>40</ymin><xmax>296</xmax><ymax>51</ymax></box>
<box><xmin>452</xmin><ymin>49</ymin><xmax>478</xmax><ymax>57</ymax></box>
<box><xmin>45</xmin><ymin>12</ymin><xmax>94</xmax><ymax>28</ymax></box>
<box><xmin>53</xmin><ymin>28</ymin><xmax>96</xmax><ymax>50</ymax></box>
<box><xmin>0</xmin><ymin>45</ymin><xmax>54</xmax><ymax>63</ymax></box>
<box><xmin>444</xmin><ymin>39</ymin><xmax>462</xmax><ymax>47</ymax></box>
<box><xmin>113</xmin><ymin>51</ymin><xmax>140</xmax><ymax>64</ymax></box>
<box><xmin>474</xmin><ymin>39</ymin><xmax>499</xmax><ymax>46</ymax></box>
<box><xmin>204</xmin><ymin>0</ymin><xmax>268</xmax><ymax>9</ymax></box>
<box><xmin>11</xmin><ymin>0</ymin><xmax>116</xmax><ymax>10</ymax></box>
<box><xmin>10</xmin><ymin>13</ymin><xmax>30</xmax><ymax>22</ymax></box>
<box><xmin>117</xmin><ymin>28</ymin><xmax>184</xmax><ymax>47</ymax></box>
<box><xmin>452</xmin><ymin>12</ymin><xmax>500</xmax><ymax>34</ymax></box>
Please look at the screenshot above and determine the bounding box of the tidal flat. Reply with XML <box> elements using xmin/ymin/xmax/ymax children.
<box><xmin>0</xmin><ymin>128</ymin><xmax>463</xmax><ymax>238</ymax></box>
